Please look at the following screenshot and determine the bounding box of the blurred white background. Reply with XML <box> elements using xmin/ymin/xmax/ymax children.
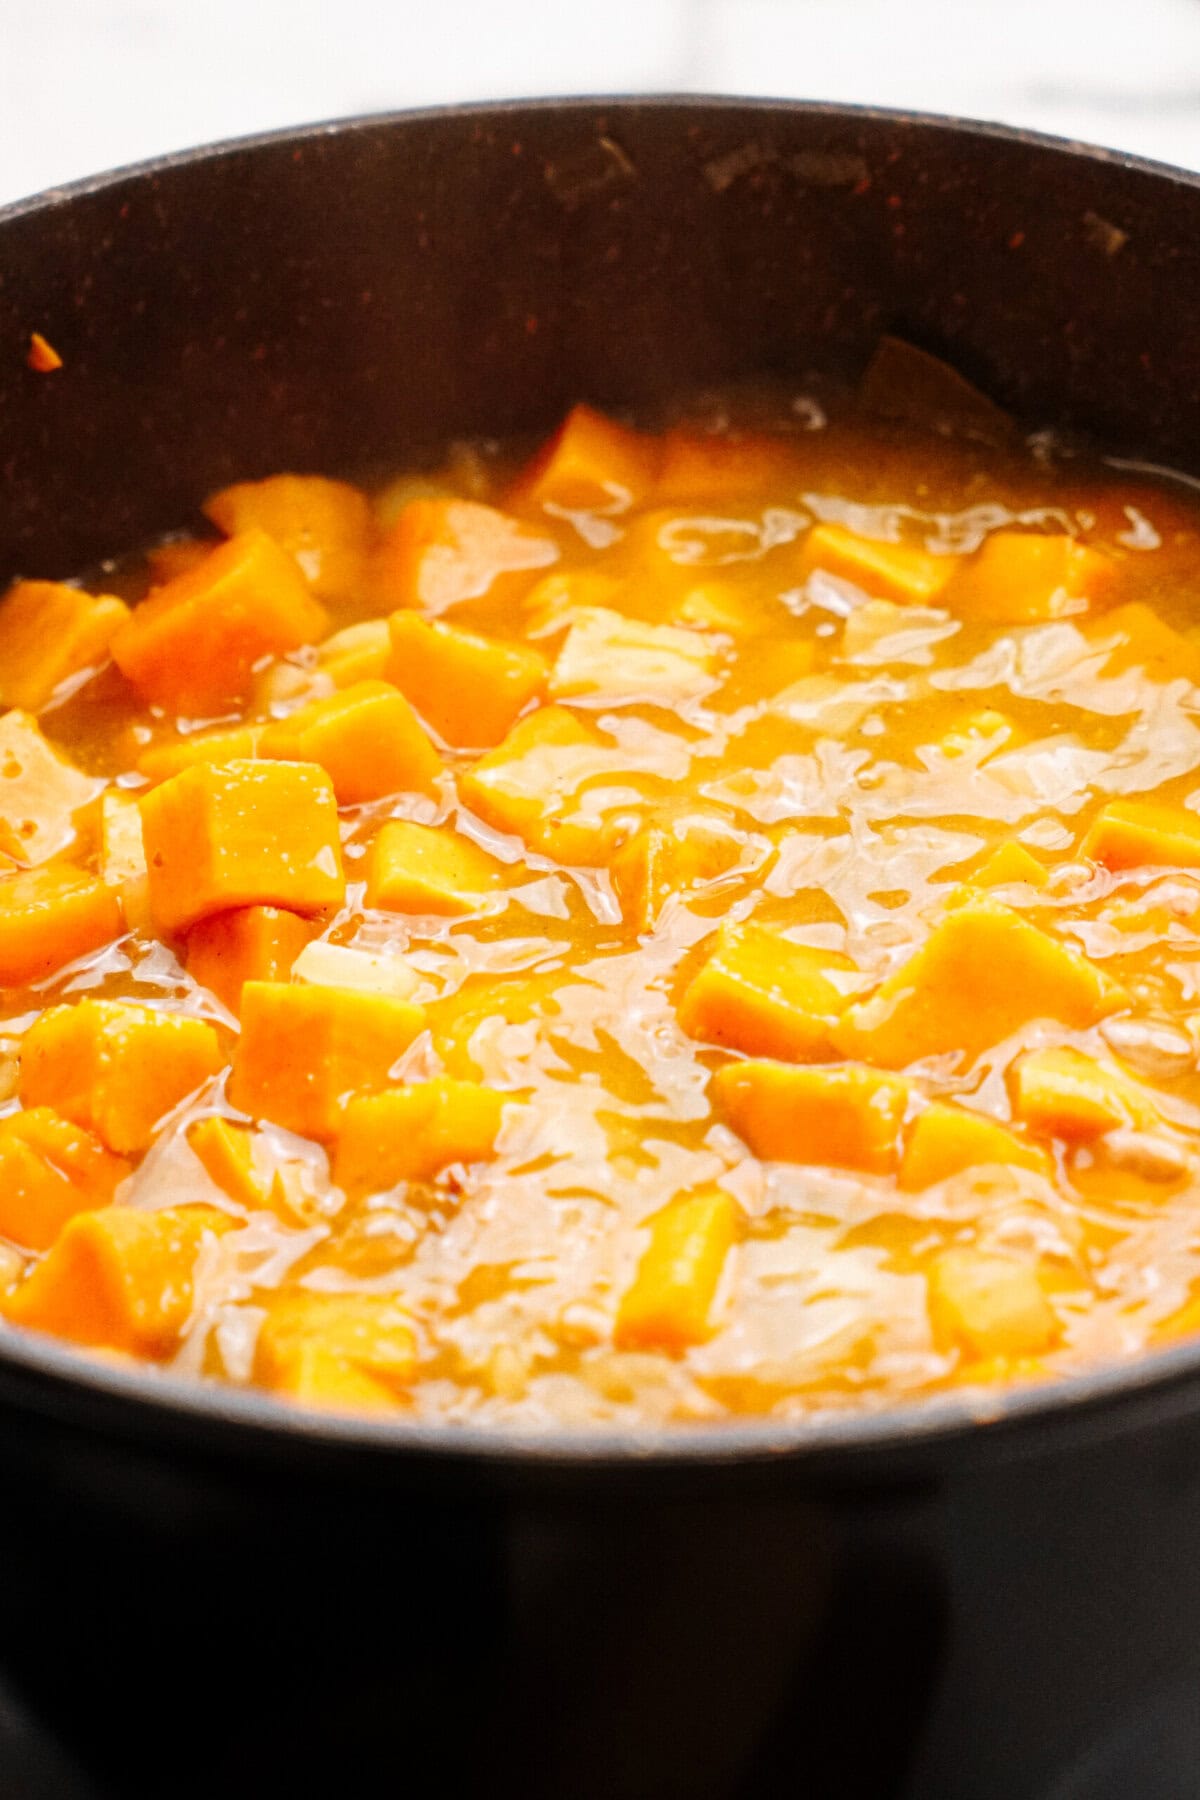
<box><xmin>3</xmin><ymin>0</ymin><xmax>1200</xmax><ymax>204</ymax></box>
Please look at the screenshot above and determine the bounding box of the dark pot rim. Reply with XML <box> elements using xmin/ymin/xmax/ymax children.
<box><xmin>5</xmin><ymin>93</ymin><xmax>1200</xmax><ymax>1479</ymax></box>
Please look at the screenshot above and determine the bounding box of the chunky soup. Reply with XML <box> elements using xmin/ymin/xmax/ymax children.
<box><xmin>5</xmin><ymin>370</ymin><xmax>1200</xmax><ymax>1425</ymax></box>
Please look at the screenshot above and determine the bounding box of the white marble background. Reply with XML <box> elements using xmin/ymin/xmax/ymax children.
<box><xmin>2</xmin><ymin>0</ymin><xmax>1200</xmax><ymax>206</ymax></box>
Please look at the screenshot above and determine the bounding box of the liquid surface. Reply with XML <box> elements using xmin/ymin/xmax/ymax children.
<box><xmin>5</xmin><ymin>380</ymin><xmax>1200</xmax><ymax>1427</ymax></box>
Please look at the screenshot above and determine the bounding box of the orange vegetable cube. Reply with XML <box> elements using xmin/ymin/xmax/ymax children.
<box><xmin>334</xmin><ymin>1078</ymin><xmax>507</xmax><ymax>1195</ymax></box>
<box><xmin>316</xmin><ymin>619</ymin><xmax>392</xmax><ymax>687</ymax></box>
<box><xmin>1082</xmin><ymin>601</ymin><xmax>1200</xmax><ymax>684</ymax></box>
<box><xmin>615</xmin><ymin>1187</ymin><xmax>740</xmax><ymax>1351</ymax></box>
<box><xmin>2</xmin><ymin>1204</ymin><xmax>232</xmax><ymax>1356</ymax></box>
<box><xmin>951</xmin><ymin>532</ymin><xmax>1115</xmax><ymax>622</ymax></box>
<box><xmin>365</xmin><ymin>819</ymin><xmax>505</xmax><ymax>916</ymax></box>
<box><xmin>610</xmin><ymin>812</ymin><xmax>747</xmax><ymax>930</ymax></box>
<box><xmin>800</xmin><ymin>523</ymin><xmax>958</xmax><ymax>603</ymax></box>
<box><xmin>373</xmin><ymin>498</ymin><xmax>557</xmax><ymax>614</ymax></box>
<box><xmin>387</xmin><ymin>612</ymin><xmax>548</xmax><ymax>748</ymax></box>
<box><xmin>111</xmin><ymin>529</ymin><xmax>328</xmax><ymax>713</ymax></box>
<box><xmin>20</xmin><ymin>1000</ymin><xmax>223</xmax><ymax>1154</ymax></box>
<box><xmin>187</xmin><ymin>1116</ymin><xmax>268</xmax><ymax>1208</ymax></box>
<box><xmin>136</xmin><ymin>725</ymin><xmax>263</xmax><ymax>784</ymax></box>
<box><xmin>0</xmin><ymin>864</ymin><xmax>122</xmax><ymax>987</ymax></box>
<box><xmin>0</xmin><ymin>581</ymin><xmax>130</xmax><ymax>710</ymax></box>
<box><xmin>203</xmin><ymin>474</ymin><xmax>372</xmax><ymax>604</ymax></box>
<box><xmin>669</xmin><ymin>581</ymin><xmax>757</xmax><ymax>635</ymax></box>
<box><xmin>458</xmin><ymin>705</ymin><xmax>617</xmax><ymax>865</ymax></box>
<box><xmin>510</xmin><ymin>403</ymin><xmax>661</xmax><ymax>513</ymax></box>
<box><xmin>899</xmin><ymin>1103</ymin><xmax>1052</xmax><ymax>1191</ymax></box>
<box><xmin>963</xmin><ymin>842</ymin><xmax>1048</xmax><ymax>890</ymax></box>
<box><xmin>229</xmin><ymin>981</ymin><xmax>427</xmax><ymax>1141</ymax></box>
<box><xmin>834</xmin><ymin>901</ymin><xmax>1127</xmax><ymax>1069</ymax></box>
<box><xmin>1081</xmin><ymin>799</ymin><xmax>1200</xmax><ymax>871</ymax></box>
<box><xmin>255</xmin><ymin>1291</ymin><xmax>417</xmax><ymax>1403</ymax></box>
<box><xmin>185</xmin><ymin>904</ymin><xmax>316</xmax><ymax>1014</ymax></box>
<box><xmin>0</xmin><ymin>711</ymin><xmax>100</xmax><ymax>867</ymax></box>
<box><xmin>927</xmin><ymin>1249</ymin><xmax>1059</xmax><ymax>1359</ymax></box>
<box><xmin>679</xmin><ymin>923</ymin><xmax>860</xmax><ymax>1061</ymax></box>
<box><xmin>713</xmin><ymin>1060</ymin><xmax>914</xmax><ymax>1174</ymax></box>
<box><xmin>0</xmin><ymin>1108</ymin><xmax>130</xmax><ymax>1251</ymax></box>
<box><xmin>1011</xmin><ymin>1046</ymin><xmax>1158</xmax><ymax>1139</ymax></box>
<box><xmin>139</xmin><ymin>760</ymin><xmax>344</xmax><ymax>937</ymax></box>
<box><xmin>260</xmin><ymin>679</ymin><xmax>442</xmax><ymax>802</ymax></box>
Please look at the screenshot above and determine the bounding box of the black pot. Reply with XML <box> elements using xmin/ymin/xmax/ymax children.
<box><xmin>3</xmin><ymin>99</ymin><xmax>1200</xmax><ymax>1800</ymax></box>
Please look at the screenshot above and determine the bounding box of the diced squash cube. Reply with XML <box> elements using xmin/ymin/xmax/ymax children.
<box><xmin>255</xmin><ymin>1291</ymin><xmax>417</xmax><ymax>1402</ymax></box>
<box><xmin>654</xmin><ymin>429</ymin><xmax>797</xmax><ymax>503</ymax></box>
<box><xmin>899</xmin><ymin>1103</ymin><xmax>1052</xmax><ymax>1191</ymax></box>
<box><xmin>510</xmin><ymin>404</ymin><xmax>661</xmax><ymax>513</ymax></box>
<box><xmin>0</xmin><ymin>1108</ymin><xmax>130</xmax><ymax>1251</ymax></box>
<box><xmin>0</xmin><ymin>581</ymin><xmax>130</xmax><ymax>709</ymax></box>
<box><xmin>20</xmin><ymin>1000</ymin><xmax>224</xmax><ymax>1154</ymax></box>
<box><xmin>185</xmin><ymin>904</ymin><xmax>317</xmax><ymax>1013</ymax></box>
<box><xmin>365</xmin><ymin>819</ymin><xmax>505</xmax><ymax>916</ymax></box>
<box><xmin>964</xmin><ymin>842</ymin><xmax>1049</xmax><ymax>889</ymax></box>
<box><xmin>458</xmin><ymin>705</ymin><xmax>616</xmax><ymax>865</ymax></box>
<box><xmin>292</xmin><ymin>941</ymin><xmax>421</xmax><ymax>1001</ymax></box>
<box><xmin>203</xmin><ymin>474</ymin><xmax>371</xmax><ymax>604</ymax></box>
<box><xmin>387</xmin><ymin>612</ymin><xmax>547</xmax><ymax>749</ymax></box>
<box><xmin>679</xmin><ymin>923</ymin><xmax>859</xmax><ymax>1061</ymax></box>
<box><xmin>260</xmin><ymin>679</ymin><xmax>442</xmax><ymax>803</ymax></box>
<box><xmin>550</xmin><ymin>608</ymin><xmax>717</xmax><ymax>703</ymax></box>
<box><xmin>1081</xmin><ymin>799</ymin><xmax>1200</xmax><ymax>871</ymax></box>
<box><xmin>669</xmin><ymin>582</ymin><xmax>757</xmax><ymax>635</ymax></box>
<box><xmin>139</xmin><ymin>760</ymin><xmax>344</xmax><ymax>937</ymax></box>
<box><xmin>614</xmin><ymin>1187</ymin><xmax>739</xmax><ymax>1351</ymax></box>
<box><xmin>0</xmin><ymin>711</ymin><xmax>100</xmax><ymax>867</ymax></box>
<box><xmin>0</xmin><ymin>864</ymin><xmax>122</xmax><ymax>987</ymax></box>
<box><xmin>99</xmin><ymin>792</ymin><xmax>149</xmax><ymax>928</ymax></box>
<box><xmin>834</xmin><ymin>901</ymin><xmax>1127</xmax><ymax>1069</ymax></box>
<box><xmin>316</xmin><ymin>619</ymin><xmax>392</xmax><ymax>687</ymax></box>
<box><xmin>334</xmin><ymin>1078</ymin><xmax>507</xmax><ymax>1195</ymax></box>
<box><xmin>800</xmin><ymin>523</ymin><xmax>958</xmax><ymax>603</ymax></box>
<box><xmin>2</xmin><ymin>1204</ymin><xmax>232</xmax><ymax>1356</ymax></box>
<box><xmin>373</xmin><ymin>498</ymin><xmax>557</xmax><ymax>614</ymax></box>
<box><xmin>610</xmin><ymin>812</ymin><xmax>746</xmax><ymax>930</ymax></box>
<box><xmin>136</xmin><ymin>725</ymin><xmax>263</xmax><ymax>785</ymax></box>
<box><xmin>111</xmin><ymin>529</ymin><xmax>328</xmax><ymax>713</ymax></box>
<box><xmin>951</xmin><ymin>532</ymin><xmax>1115</xmax><ymax>623</ymax></box>
<box><xmin>229</xmin><ymin>981</ymin><xmax>427</xmax><ymax>1141</ymax></box>
<box><xmin>187</xmin><ymin>1117</ymin><xmax>267</xmax><ymax>1208</ymax></box>
<box><xmin>1011</xmin><ymin>1046</ymin><xmax>1159</xmax><ymax>1139</ymax></box>
<box><xmin>713</xmin><ymin>1059</ymin><xmax>913</xmax><ymax>1174</ymax></box>
<box><xmin>927</xmin><ymin>1249</ymin><xmax>1059</xmax><ymax>1359</ymax></box>
<box><xmin>1082</xmin><ymin>601</ymin><xmax>1200</xmax><ymax>685</ymax></box>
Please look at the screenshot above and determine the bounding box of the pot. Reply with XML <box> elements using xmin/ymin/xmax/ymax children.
<box><xmin>3</xmin><ymin>98</ymin><xmax>1200</xmax><ymax>1799</ymax></box>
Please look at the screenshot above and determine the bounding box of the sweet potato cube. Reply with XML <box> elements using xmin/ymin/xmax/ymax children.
<box><xmin>317</xmin><ymin>619</ymin><xmax>392</xmax><ymax>688</ymax></box>
<box><xmin>2</xmin><ymin>1204</ymin><xmax>232</xmax><ymax>1356</ymax></box>
<box><xmin>139</xmin><ymin>760</ymin><xmax>344</xmax><ymax>937</ymax></box>
<box><xmin>834</xmin><ymin>901</ymin><xmax>1127</xmax><ymax>1069</ymax></box>
<box><xmin>679</xmin><ymin>923</ymin><xmax>859</xmax><ymax>1061</ymax></box>
<box><xmin>20</xmin><ymin>1000</ymin><xmax>223</xmax><ymax>1154</ymax></box>
<box><xmin>255</xmin><ymin>1291</ymin><xmax>417</xmax><ymax>1403</ymax></box>
<box><xmin>334</xmin><ymin>1078</ymin><xmax>507</xmax><ymax>1195</ymax></box>
<box><xmin>185</xmin><ymin>904</ymin><xmax>317</xmax><ymax>1013</ymax></box>
<box><xmin>1081</xmin><ymin>799</ymin><xmax>1200</xmax><ymax>871</ymax></box>
<box><xmin>713</xmin><ymin>1059</ymin><xmax>913</xmax><ymax>1174</ymax></box>
<box><xmin>111</xmin><ymin>529</ymin><xmax>329</xmax><ymax>713</ymax></box>
<box><xmin>136</xmin><ymin>725</ymin><xmax>263</xmax><ymax>785</ymax></box>
<box><xmin>899</xmin><ymin>1103</ymin><xmax>1052</xmax><ymax>1191</ymax></box>
<box><xmin>203</xmin><ymin>474</ymin><xmax>372</xmax><ymax>604</ymax></box>
<box><xmin>0</xmin><ymin>711</ymin><xmax>100</xmax><ymax>867</ymax></box>
<box><xmin>260</xmin><ymin>679</ymin><xmax>442</xmax><ymax>803</ymax></box>
<box><xmin>229</xmin><ymin>981</ymin><xmax>427</xmax><ymax>1141</ymax></box>
<box><xmin>0</xmin><ymin>1108</ymin><xmax>130</xmax><ymax>1251</ymax></box>
<box><xmin>458</xmin><ymin>705</ymin><xmax>615</xmax><ymax>865</ymax></box>
<box><xmin>99</xmin><ymin>792</ymin><xmax>149</xmax><ymax>929</ymax></box>
<box><xmin>615</xmin><ymin>1187</ymin><xmax>739</xmax><ymax>1352</ymax></box>
<box><xmin>610</xmin><ymin>813</ymin><xmax>746</xmax><ymax>930</ymax></box>
<box><xmin>187</xmin><ymin>1117</ymin><xmax>267</xmax><ymax>1208</ymax></box>
<box><xmin>1082</xmin><ymin>601</ymin><xmax>1200</xmax><ymax>685</ymax></box>
<box><xmin>927</xmin><ymin>1249</ymin><xmax>1059</xmax><ymax>1359</ymax></box>
<box><xmin>387</xmin><ymin>612</ymin><xmax>548</xmax><ymax>749</ymax></box>
<box><xmin>965</xmin><ymin>842</ymin><xmax>1049</xmax><ymax>890</ymax></box>
<box><xmin>951</xmin><ymin>532</ymin><xmax>1115</xmax><ymax>623</ymax></box>
<box><xmin>373</xmin><ymin>498</ymin><xmax>557</xmax><ymax>614</ymax></box>
<box><xmin>510</xmin><ymin>403</ymin><xmax>661</xmax><ymax>513</ymax></box>
<box><xmin>0</xmin><ymin>864</ymin><xmax>122</xmax><ymax>987</ymax></box>
<box><xmin>800</xmin><ymin>524</ymin><xmax>958</xmax><ymax>603</ymax></box>
<box><xmin>0</xmin><ymin>581</ymin><xmax>130</xmax><ymax>709</ymax></box>
<box><xmin>365</xmin><ymin>819</ymin><xmax>505</xmax><ymax>916</ymax></box>
<box><xmin>1011</xmin><ymin>1046</ymin><xmax>1158</xmax><ymax>1140</ymax></box>
<box><xmin>550</xmin><ymin>608</ymin><xmax>717</xmax><ymax>704</ymax></box>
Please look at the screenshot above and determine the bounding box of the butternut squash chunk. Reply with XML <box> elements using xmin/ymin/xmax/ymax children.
<box><xmin>679</xmin><ymin>923</ymin><xmax>860</xmax><ymax>1062</ymax></box>
<box><xmin>458</xmin><ymin>705</ymin><xmax>616</xmax><ymax>866</ymax></box>
<box><xmin>334</xmin><ymin>1078</ymin><xmax>507</xmax><ymax>1195</ymax></box>
<box><xmin>615</xmin><ymin>1188</ymin><xmax>739</xmax><ymax>1351</ymax></box>
<box><xmin>510</xmin><ymin>403</ymin><xmax>661</xmax><ymax>513</ymax></box>
<box><xmin>316</xmin><ymin>618</ymin><xmax>392</xmax><ymax>687</ymax></box>
<box><xmin>610</xmin><ymin>813</ymin><xmax>747</xmax><ymax>930</ymax></box>
<box><xmin>387</xmin><ymin>612</ymin><xmax>548</xmax><ymax>748</ymax></box>
<box><xmin>0</xmin><ymin>864</ymin><xmax>122</xmax><ymax>987</ymax></box>
<box><xmin>260</xmin><ymin>679</ymin><xmax>442</xmax><ymax>803</ymax></box>
<box><xmin>136</xmin><ymin>725</ymin><xmax>263</xmax><ymax>785</ymax></box>
<box><xmin>373</xmin><ymin>498</ymin><xmax>557</xmax><ymax>614</ymax></box>
<box><xmin>927</xmin><ymin>1249</ymin><xmax>1059</xmax><ymax>1359</ymax></box>
<box><xmin>187</xmin><ymin>1117</ymin><xmax>267</xmax><ymax>1208</ymax></box>
<box><xmin>0</xmin><ymin>581</ymin><xmax>130</xmax><ymax>709</ymax></box>
<box><xmin>0</xmin><ymin>1108</ymin><xmax>130</xmax><ymax>1251</ymax></box>
<box><xmin>899</xmin><ymin>1103</ymin><xmax>1052</xmax><ymax>1191</ymax></box>
<box><xmin>713</xmin><ymin>1059</ymin><xmax>914</xmax><ymax>1174</ymax></box>
<box><xmin>185</xmin><ymin>904</ymin><xmax>317</xmax><ymax>1014</ymax></box>
<box><xmin>964</xmin><ymin>842</ymin><xmax>1049</xmax><ymax>890</ymax></box>
<box><xmin>256</xmin><ymin>1291</ymin><xmax>417</xmax><ymax>1402</ymax></box>
<box><xmin>951</xmin><ymin>532</ymin><xmax>1115</xmax><ymax>623</ymax></box>
<box><xmin>365</xmin><ymin>819</ymin><xmax>505</xmax><ymax>916</ymax></box>
<box><xmin>1011</xmin><ymin>1046</ymin><xmax>1159</xmax><ymax>1139</ymax></box>
<box><xmin>800</xmin><ymin>523</ymin><xmax>958</xmax><ymax>603</ymax></box>
<box><xmin>1082</xmin><ymin>601</ymin><xmax>1200</xmax><ymax>685</ymax></box>
<box><xmin>203</xmin><ymin>474</ymin><xmax>372</xmax><ymax>604</ymax></box>
<box><xmin>1081</xmin><ymin>799</ymin><xmax>1200</xmax><ymax>871</ymax></box>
